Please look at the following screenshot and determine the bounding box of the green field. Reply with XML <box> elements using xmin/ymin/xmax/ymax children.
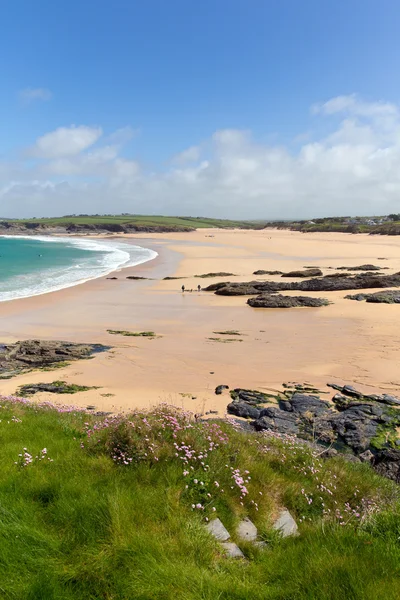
<box><xmin>0</xmin><ymin>397</ymin><xmax>399</xmax><ymax>599</ymax></box>
<box><xmin>2</xmin><ymin>215</ymin><xmax>267</xmax><ymax>231</ymax></box>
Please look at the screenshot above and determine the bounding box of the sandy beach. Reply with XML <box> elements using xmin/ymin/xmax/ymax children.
<box><xmin>1</xmin><ymin>228</ymin><xmax>400</xmax><ymax>415</ymax></box>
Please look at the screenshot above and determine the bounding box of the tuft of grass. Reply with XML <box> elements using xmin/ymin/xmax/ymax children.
<box><xmin>207</xmin><ymin>337</ymin><xmax>243</xmax><ymax>343</ymax></box>
<box><xmin>0</xmin><ymin>399</ymin><xmax>399</xmax><ymax>599</ymax></box>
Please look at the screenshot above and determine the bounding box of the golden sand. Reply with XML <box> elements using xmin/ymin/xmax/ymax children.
<box><xmin>1</xmin><ymin>228</ymin><xmax>400</xmax><ymax>415</ymax></box>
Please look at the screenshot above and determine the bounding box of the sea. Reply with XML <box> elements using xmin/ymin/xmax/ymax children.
<box><xmin>0</xmin><ymin>236</ymin><xmax>157</xmax><ymax>302</ymax></box>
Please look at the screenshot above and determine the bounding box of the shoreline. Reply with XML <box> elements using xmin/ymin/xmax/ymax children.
<box><xmin>0</xmin><ymin>234</ymin><xmax>159</xmax><ymax>304</ymax></box>
<box><xmin>1</xmin><ymin>228</ymin><xmax>400</xmax><ymax>415</ymax></box>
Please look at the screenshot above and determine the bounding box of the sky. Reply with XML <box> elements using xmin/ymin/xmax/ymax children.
<box><xmin>1</xmin><ymin>0</ymin><xmax>400</xmax><ymax>219</ymax></box>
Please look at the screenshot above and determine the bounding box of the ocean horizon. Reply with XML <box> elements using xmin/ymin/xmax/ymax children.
<box><xmin>0</xmin><ymin>236</ymin><xmax>157</xmax><ymax>302</ymax></box>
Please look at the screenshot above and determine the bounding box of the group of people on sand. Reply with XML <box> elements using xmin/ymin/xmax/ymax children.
<box><xmin>181</xmin><ymin>284</ymin><xmax>201</xmax><ymax>293</ymax></box>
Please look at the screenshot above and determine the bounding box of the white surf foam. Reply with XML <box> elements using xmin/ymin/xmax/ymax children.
<box><xmin>0</xmin><ymin>235</ymin><xmax>158</xmax><ymax>302</ymax></box>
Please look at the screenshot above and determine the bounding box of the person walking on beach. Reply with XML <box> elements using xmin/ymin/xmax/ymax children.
<box><xmin>197</xmin><ymin>284</ymin><xmax>201</xmax><ymax>292</ymax></box>
<box><xmin>181</xmin><ymin>284</ymin><xmax>185</xmax><ymax>293</ymax></box>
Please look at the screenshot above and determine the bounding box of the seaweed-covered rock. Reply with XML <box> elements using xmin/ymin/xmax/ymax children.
<box><xmin>247</xmin><ymin>294</ymin><xmax>329</xmax><ymax>308</ymax></box>
<box><xmin>289</xmin><ymin>393</ymin><xmax>331</xmax><ymax>417</ymax></box>
<box><xmin>230</xmin><ymin>389</ymin><xmax>272</xmax><ymax>404</ymax></box>
<box><xmin>281</xmin><ymin>268</ymin><xmax>323</xmax><ymax>278</ymax></box>
<box><xmin>195</xmin><ymin>272</ymin><xmax>236</xmax><ymax>278</ymax></box>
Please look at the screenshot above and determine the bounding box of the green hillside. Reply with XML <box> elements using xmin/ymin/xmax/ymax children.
<box><xmin>0</xmin><ymin>397</ymin><xmax>399</xmax><ymax>599</ymax></box>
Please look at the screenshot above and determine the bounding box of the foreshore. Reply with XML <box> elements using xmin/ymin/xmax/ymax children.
<box><xmin>1</xmin><ymin>228</ymin><xmax>400</xmax><ymax>415</ymax></box>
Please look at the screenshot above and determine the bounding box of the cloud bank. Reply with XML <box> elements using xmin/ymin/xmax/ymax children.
<box><xmin>2</xmin><ymin>94</ymin><xmax>400</xmax><ymax>218</ymax></box>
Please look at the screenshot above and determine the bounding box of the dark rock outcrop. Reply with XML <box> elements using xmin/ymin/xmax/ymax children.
<box><xmin>195</xmin><ymin>272</ymin><xmax>236</xmax><ymax>278</ymax></box>
<box><xmin>254</xmin><ymin>408</ymin><xmax>300</xmax><ymax>435</ymax></box>
<box><xmin>253</xmin><ymin>270</ymin><xmax>283</xmax><ymax>276</ymax></box>
<box><xmin>215</xmin><ymin>385</ymin><xmax>229</xmax><ymax>395</ymax></box>
<box><xmin>346</xmin><ymin>290</ymin><xmax>400</xmax><ymax>303</ymax></box>
<box><xmin>337</xmin><ymin>264</ymin><xmax>384</xmax><ymax>271</ymax></box>
<box><xmin>247</xmin><ymin>294</ymin><xmax>329</xmax><ymax>308</ymax></box>
<box><xmin>328</xmin><ymin>383</ymin><xmax>400</xmax><ymax>406</ymax></box>
<box><xmin>227</xmin><ymin>402</ymin><xmax>261</xmax><ymax>420</ymax></box>
<box><xmin>281</xmin><ymin>268</ymin><xmax>323</xmax><ymax>278</ymax></box>
<box><xmin>0</xmin><ymin>340</ymin><xmax>108</xmax><ymax>377</ymax></box>
<box><xmin>205</xmin><ymin>272</ymin><xmax>400</xmax><ymax>296</ymax></box>
<box><xmin>373</xmin><ymin>449</ymin><xmax>400</xmax><ymax>483</ymax></box>
<box><xmin>230</xmin><ymin>389</ymin><xmax>274</xmax><ymax>404</ymax></box>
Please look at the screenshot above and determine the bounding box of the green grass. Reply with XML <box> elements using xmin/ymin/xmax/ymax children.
<box><xmin>3</xmin><ymin>215</ymin><xmax>267</xmax><ymax>231</ymax></box>
<box><xmin>0</xmin><ymin>399</ymin><xmax>399</xmax><ymax>599</ymax></box>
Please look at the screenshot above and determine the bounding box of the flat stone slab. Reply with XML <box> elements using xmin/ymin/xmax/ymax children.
<box><xmin>236</xmin><ymin>517</ymin><xmax>258</xmax><ymax>542</ymax></box>
<box><xmin>221</xmin><ymin>542</ymin><xmax>245</xmax><ymax>558</ymax></box>
<box><xmin>205</xmin><ymin>518</ymin><xmax>230</xmax><ymax>542</ymax></box>
<box><xmin>272</xmin><ymin>509</ymin><xmax>299</xmax><ymax>538</ymax></box>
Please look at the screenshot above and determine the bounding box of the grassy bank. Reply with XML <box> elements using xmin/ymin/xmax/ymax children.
<box><xmin>0</xmin><ymin>397</ymin><xmax>400</xmax><ymax>599</ymax></box>
<box><xmin>1</xmin><ymin>215</ymin><xmax>266</xmax><ymax>232</ymax></box>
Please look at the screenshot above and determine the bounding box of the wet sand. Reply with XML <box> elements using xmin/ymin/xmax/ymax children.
<box><xmin>1</xmin><ymin>228</ymin><xmax>400</xmax><ymax>415</ymax></box>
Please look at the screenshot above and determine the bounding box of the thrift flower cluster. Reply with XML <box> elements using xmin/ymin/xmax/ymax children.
<box><xmin>15</xmin><ymin>447</ymin><xmax>53</xmax><ymax>468</ymax></box>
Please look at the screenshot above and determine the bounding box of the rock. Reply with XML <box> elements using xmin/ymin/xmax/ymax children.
<box><xmin>236</xmin><ymin>517</ymin><xmax>258</xmax><ymax>542</ymax></box>
<box><xmin>215</xmin><ymin>385</ymin><xmax>229</xmax><ymax>395</ymax></box>
<box><xmin>342</xmin><ymin>385</ymin><xmax>363</xmax><ymax>398</ymax></box>
<box><xmin>289</xmin><ymin>393</ymin><xmax>331</xmax><ymax>417</ymax></box>
<box><xmin>337</xmin><ymin>264</ymin><xmax>383</xmax><ymax>271</ymax></box>
<box><xmin>272</xmin><ymin>510</ymin><xmax>299</xmax><ymax>537</ymax></box>
<box><xmin>247</xmin><ymin>294</ymin><xmax>329</xmax><ymax>308</ymax></box>
<box><xmin>359</xmin><ymin>450</ymin><xmax>374</xmax><ymax>463</ymax></box>
<box><xmin>230</xmin><ymin>389</ymin><xmax>272</xmax><ymax>404</ymax></box>
<box><xmin>126</xmin><ymin>276</ymin><xmax>149</xmax><ymax>280</ymax></box>
<box><xmin>327</xmin><ymin>404</ymin><xmax>383</xmax><ymax>453</ymax></box>
<box><xmin>205</xmin><ymin>518</ymin><xmax>230</xmax><ymax>541</ymax></box>
<box><xmin>204</xmin><ymin>281</ymin><xmax>232</xmax><ymax>292</ymax></box>
<box><xmin>253</xmin><ymin>270</ymin><xmax>283</xmax><ymax>275</ymax></box>
<box><xmin>281</xmin><ymin>268</ymin><xmax>323</xmax><ymax>278</ymax></box>
<box><xmin>195</xmin><ymin>272</ymin><xmax>236</xmax><ymax>278</ymax></box>
<box><xmin>206</xmin><ymin>272</ymin><xmax>400</xmax><ymax>296</ymax></box>
<box><xmin>106</xmin><ymin>277</ymin><xmax>118</xmax><ymax>280</ymax></box>
<box><xmin>0</xmin><ymin>340</ymin><xmax>107</xmax><ymax>376</ymax></box>
<box><xmin>346</xmin><ymin>290</ymin><xmax>400</xmax><ymax>303</ymax></box>
<box><xmin>227</xmin><ymin>402</ymin><xmax>261</xmax><ymax>420</ymax></box>
<box><xmin>163</xmin><ymin>276</ymin><xmax>185</xmax><ymax>280</ymax></box>
<box><xmin>373</xmin><ymin>449</ymin><xmax>400</xmax><ymax>483</ymax></box>
<box><xmin>221</xmin><ymin>542</ymin><xmax>245</xmax><ymax>558</ymax></box>
<box><xmin>255</xmin><ymin>408</ymin><xmax>300</xmax><ymax>435</ymax></box>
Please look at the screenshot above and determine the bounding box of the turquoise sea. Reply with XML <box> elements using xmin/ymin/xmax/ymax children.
<box><xmin>0</xmin><ymin>236</ymin><xmax>157</xmax><ymax>302</ymax></box>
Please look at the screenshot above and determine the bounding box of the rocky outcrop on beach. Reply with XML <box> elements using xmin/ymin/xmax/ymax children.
<box><xmin>337</xmin><ymin>264</ymin><xmax>386</xmax><ymax>271</ymax></box>
<box><xmin>205</xmin><ymin>272</ymin><xmax>400</xmax><ymax>296</ymax></box>
<box><xmin>281</xmin><ymin>268</ymin><xmax>323</xmax><ymax>277</ymax></box>
<box><xmin>345</xmin><ymin>290</ymin><xmax>400</xmax><ymax>303</ymax></box>
<box><xmin>253</xmin><ymin>270</ymin><xmax>283</xmax><ymax>275</ymax></box>
<box><xmin>247</xmin><ymin>294</ymin><xmax>329</xmax><ymax>308</ymax></box>
<box><xmin>0</xmin><ymin>340</ymin><xmax>108</xmax><ymax>377</ymax></box>
<box><xmin>225</xmin><ymin>383</ymin><xmax>400</xmax><ymax>479</ymax></box>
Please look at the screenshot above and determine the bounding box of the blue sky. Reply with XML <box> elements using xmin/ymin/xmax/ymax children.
<box><xmin>1</xmin><ymin>0</ymin><xmax>400</xmax><ymax>218</ymax></box>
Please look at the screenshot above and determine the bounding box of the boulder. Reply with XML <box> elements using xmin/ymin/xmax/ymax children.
<box><xmin>227</xmin><ymin>402</ymin><xmax>261</xmax><ymax>420</ymax></box>
<box><xmin>254</xmin><ymin>408</ymin><xmax>300</xmax><ymax>435</ymax></box>
<box><xmin>230</xmin><ymin>389</ymin><xmax>272</xmax><ymax>404</ymax></box>
<box><xmin>205</xmin><ymin>518</ymin><xmax>230</xmax><ymax>541</ymax></box>
<box><xmin>281</xmin><ymin>268</ymin><xmax>323</xmax><ymax>278</ymax></box>
<box><xmin>337</xmin><ymin>264</ymin><xmax>383</xmax><ymax>271</ymax></box>
<box><xmin>373</xmin><ymin>449</ymin><xmax>400</xmax><ymax>483</ymax></box>
<box><xmin>272</xmin><ymin>510</ymin><xmax>299</xmax><ymax>537</ymax></box>
<box><xmin>346</xmin><ymin>290</ymin><xmax>400</xmax><ymax>303</ymax></box>
<box><xmin>236</xmin><ymin>518</ymin><xmax>258</xmax><ymax>542</ymax></box>
<box><xmin>221</xmin><ymin>542</ymin><xmax>245</xmax><ymax>558</ymax></box>
<box><xmin>247</xmin><ymin>294</ymin><xmax>329</xmax><ymax>308</ymax></box>
<box><xmin>215</xmin><ymin>385</ymin><xmax>229</xmax><ymax>395</ymax></box>
<box><xmin>253</xmin><ymin>270</ymin><xmax>283</xmax><ymax>275</ymax></box>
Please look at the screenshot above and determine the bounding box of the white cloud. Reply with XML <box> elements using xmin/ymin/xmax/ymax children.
<box><xmin>172</xmin><ymin>146</ymin><xmax>201</xmax><ymax>164</ymax></box>
<box><xmin>19</xmin><ymin>88</ymin><xmax>53</xmax><ymax>104</ymax></box>
<box><xmin>30</xmin><ymin>125</ymin><xmax>103</xmax><ymax>159</ymax></box>
<box><xmin>4</xmin><ymin>95</ymin><xmax>400</xmax><ymax>218</ymax></box>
